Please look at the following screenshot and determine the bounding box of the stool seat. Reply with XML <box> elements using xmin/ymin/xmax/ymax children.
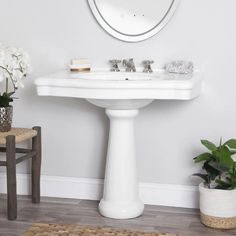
<box><xmin>0</xmin><ymin>128</ymin><xmax>37</xmax><ymax>145</ymax></box>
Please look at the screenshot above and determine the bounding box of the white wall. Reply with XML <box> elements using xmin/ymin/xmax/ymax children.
<box><xmin>0</xmin><ymin>0</ymin><xmax>236</xmax><ymax>186</ymax></box>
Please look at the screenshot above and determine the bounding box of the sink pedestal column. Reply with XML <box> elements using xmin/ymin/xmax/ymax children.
<box><xmin>99</xmin><ymin>109</ymin><xmax>144</xmax><ymax>219</ymax></box>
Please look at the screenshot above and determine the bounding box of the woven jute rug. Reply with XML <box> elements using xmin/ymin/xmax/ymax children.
<box><xmin>22</xmin><ymin>223</ymin><xmax>181</xmax><ymax>236</ymax></box>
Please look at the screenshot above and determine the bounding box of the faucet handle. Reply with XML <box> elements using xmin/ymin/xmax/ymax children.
<box><xmin>109</xmin><ymin>59</ymin><xmax>121</xmax><ymax>72</ymax></box>
<box><xmin>123</xmin><ymin>58</ymin><xmax>134</xmax><ymax>64</ymax></box>
<box><xmin>143</xmin><ymin>60</ymin><xmax>154</xmax><ymax>65</ymax></box>
<box><xmin>143</xmin><ymin>60</ymin><xmax>154</xmax><ymax>73</ymax></box>
<box><xmin>109</xmin><ymin>59</ymin><xmax>121</xmax><ymax>65</ymax></box>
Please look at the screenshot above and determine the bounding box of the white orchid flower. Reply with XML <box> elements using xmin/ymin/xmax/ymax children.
<box><xmin>0</xmin><ymin>43</ymin><xmax>31</xmax><ymax>94</ymax></box>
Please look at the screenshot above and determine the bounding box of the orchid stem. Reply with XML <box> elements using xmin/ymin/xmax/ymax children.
<box><xmin>6</xmin><ymin>78</ymin><xmax>8</xmax><ymax>93</ymax></box>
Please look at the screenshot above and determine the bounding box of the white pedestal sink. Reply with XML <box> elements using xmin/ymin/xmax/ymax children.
<box><xmin>35</xmin><ymin>70</ymin><xmax>202</xmax><ymax>219</ymax></box>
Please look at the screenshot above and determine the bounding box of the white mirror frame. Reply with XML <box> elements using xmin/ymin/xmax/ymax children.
<box><xmin>88</xmin><ymin>0</ymin><xmax>180</xmax><ymax>42</ymax></box>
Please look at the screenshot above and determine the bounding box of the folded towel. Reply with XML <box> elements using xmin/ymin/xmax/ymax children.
<box><xmin>69</xmin><ymin>64</ymin><xmax>91</xmax><ymax>69</ymax></box>
<box><xmin>71</xmin><ymin>58</ymin><xmax>90</xmax><ymax>65</ymax></box>
<box><xmin>70</xmin><ymin>58</ymin><xmax>91</xmax><ymax>72</ymax></box>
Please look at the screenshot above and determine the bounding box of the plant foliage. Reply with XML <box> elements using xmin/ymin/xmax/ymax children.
<box><xmin>193</xmin><ymin>139</ymin><xmax>236</xmax><ymax>190</ymax></box>
<box><xmin>0</xmin><ymin>92</ymin><xmax>14</xmax><ymax>107</ymax></box>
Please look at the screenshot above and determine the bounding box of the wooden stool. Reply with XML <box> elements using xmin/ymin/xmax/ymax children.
<box><xmin>0</xmin><ymin>127</ymin><xmax>41</xmax><ymax>220</ymax></box>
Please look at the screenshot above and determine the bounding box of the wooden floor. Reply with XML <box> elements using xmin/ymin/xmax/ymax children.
<box><xmin>0</xmin><ymin>195</ymin><xmax>235</xmax><ymax>236</ymax></box>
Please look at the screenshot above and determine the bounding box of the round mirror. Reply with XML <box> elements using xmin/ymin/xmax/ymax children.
<box><xmin>88</xmin><ymin>0</ymin><xmax>180</xmax><ymax>42</ymax></box>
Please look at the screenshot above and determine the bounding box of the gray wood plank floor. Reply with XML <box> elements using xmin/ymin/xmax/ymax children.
<box><xmin>0</xmin><ymin>195</ymin><xmax>235</xmax><ymax>236</ymax></box>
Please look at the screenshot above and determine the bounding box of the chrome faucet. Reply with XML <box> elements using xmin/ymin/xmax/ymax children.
<box><xmin>109</xmin><ymin>59</ymin><xmax>121</xmax><ymax>72</ymax></box>
<box><xmin>123</xmin><ymin>58</ymin><xmax>136</xmax><ymax>72</ymax></box>
<box><xmin>143</xmin><ymin>60</ymin><xmax>154</xmax><ymax>73</ymax></box>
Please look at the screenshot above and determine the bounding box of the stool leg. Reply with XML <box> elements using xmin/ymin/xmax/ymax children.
<box><xmin>6</xmin><ymin>135</ymin><xmax>17</xmax><ymax>220</ymax></box>
<box><xmin>32</xmin><ymin>126</ymin><xmax>41</xmax><ymax>204</ymax></box>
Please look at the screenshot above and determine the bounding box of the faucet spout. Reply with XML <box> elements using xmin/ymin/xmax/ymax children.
<box><xmin>123</xmin><ymin>58</ymin><xmax>136</xmax><ymax>72</ymax></box>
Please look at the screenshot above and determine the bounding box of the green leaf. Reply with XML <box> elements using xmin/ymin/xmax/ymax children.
<box><xmin>211</xmin><ymin>146</ymin><xmax>234</xmax><ymax>170</ymax></box>
<box><xmin>215</xmin><ymin>179</ymin><xmax>232</xmax><ymax>190</ymax></box>
<box><xmin>201</xmin><ymin>140</ymin><xmax>217</xmax><ymax>151</ymax></box>
<box><xmin>208</xmin><ymin>160</ymin><xmax>228</xmax><ymax>172</ymax></box>
<box><xmin>193</xmin><ymin>173</ymin><xmax>209</xmax><ymax>183</ymax></box>
<box><xmin>224</xmin><ymin>139</ymin><xmax>236</xmax><ymax>149</ymax></box>
<box><xmin>193</xmin><ymin>153</ymin><xmax>212</xmax><ymax>163</ymax></box>
<box><xmin>0</xmin><ymin>95</ymin><xmax>13</xmax><ymax>107</ymax></box>
<box><xmin>212</xmin><ymin>150</ymin><xmax>221</xmax><ymax>162</ymax></box>
<box><xmin>203</xmin><ymin>161</ymin><xmax>220</xmax><ymax>181</ymax></box>
<box><xmin>218</xmin><ymin>146</ymin><xmax>235</xmax><ymax>170</ymax></box>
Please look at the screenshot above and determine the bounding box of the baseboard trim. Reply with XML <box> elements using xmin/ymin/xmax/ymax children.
<box><xmin>0</xmin><ymin>173</ymin><xmax>199</xmax><ymax>208</ymax></box>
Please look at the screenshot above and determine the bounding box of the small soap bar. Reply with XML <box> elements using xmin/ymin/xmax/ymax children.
<box><xmin>165</xmin><ymin>61</ymin><xmax>194</xmax><ymax>74</ymax></box>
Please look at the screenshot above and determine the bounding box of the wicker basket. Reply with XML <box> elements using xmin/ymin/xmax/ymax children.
<box><xmin>199</xmin><ymin>183</ymin><xmax>236</xmax><ymax>229</ymax></box>
<box><xmin>200</xmin><ymin>212</ymin><xmax>236</xmax><ymax>229</ymax></box>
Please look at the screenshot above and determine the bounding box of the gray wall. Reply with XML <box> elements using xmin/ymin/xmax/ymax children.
<box><xmin>0</xmin><ymin>0</ymin><xmax>235</xmax><ymax>186</ymax></box>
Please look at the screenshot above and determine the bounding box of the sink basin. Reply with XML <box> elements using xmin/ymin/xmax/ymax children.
<box><xmin>70</xmin><ymin>71</ymin><xmax>157</xmax><ymax>81</ymax></box>
<box><xmin>36</xmin><ymin>70</ymin><xmax>202</xmax><ymax>109</ymax></box>
<box><xmin>35</xmin><ymin>69</ymin><xmax>202</xmax><ymax>219</ymax></box>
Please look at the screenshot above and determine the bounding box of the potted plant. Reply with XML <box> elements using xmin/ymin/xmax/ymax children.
<box><xmin>193</xmin><ymin>139</ymin><xmax>236</xmax><ymax>229</ymax></box>
<box><xmin>0</xmin><ymin>43</ymin><xmax>31</xmax><ymax>132</ymax></box>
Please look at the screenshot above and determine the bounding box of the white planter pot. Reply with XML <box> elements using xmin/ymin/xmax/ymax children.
<box><xmin>199</xmin><ymin>183</ymin><xmax>236</xmax><ymax>229</ymax></box>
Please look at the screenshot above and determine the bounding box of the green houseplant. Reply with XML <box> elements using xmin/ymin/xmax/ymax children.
<box><xmin>0</xmin><ymin>43</ymin><xmax>31</xmax><ymax>132</ymax></box>
<box><xmin>193</xmin><ymin>139</ymin><xmax>236</xmax><ymax>229</ymax></box>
